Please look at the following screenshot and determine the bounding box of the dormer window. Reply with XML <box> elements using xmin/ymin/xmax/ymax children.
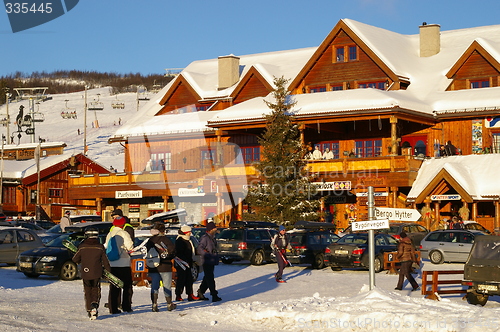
<box><xmin>470</xmin><ymin>80</ymin><xmax>490</xmax><ymax>89</ymax></box>
<box><xmin>334</xmin><ymin>45</ymin><xmax>358</xmax><ymax>63</ymax></box>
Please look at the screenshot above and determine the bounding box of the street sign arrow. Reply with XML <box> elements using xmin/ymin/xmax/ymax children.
<box><xmin>374</xmin><ymin>207</ymin><xmax>421</xmax><ymax>222</ymax></box>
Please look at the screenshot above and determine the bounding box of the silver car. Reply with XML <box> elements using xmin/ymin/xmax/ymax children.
<box><xmin>419</xmin><ymin>229</ymin><xmax>487</xmax><ymax>264</ymax></box>
<box><xmin>0</xmin><ymin>226</ymin><xmax>45</xmax><ymax>265</ymax></box>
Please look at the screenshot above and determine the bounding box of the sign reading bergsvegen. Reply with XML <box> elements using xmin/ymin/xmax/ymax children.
<box><xmin>4</xmin><ymin>0</ymin><xmax>79</xmax><ymax>33</ymax></box>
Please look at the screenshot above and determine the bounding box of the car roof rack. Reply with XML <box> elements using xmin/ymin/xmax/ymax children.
<box><xmin>229</xmin><ymin>220</ymin><xmax>279</xmax><ymax>229</ymax></box>
<box><xmin>294</xmin><ymin>220</ymin><xmax>336</xmax><ymax>230</ymax></box>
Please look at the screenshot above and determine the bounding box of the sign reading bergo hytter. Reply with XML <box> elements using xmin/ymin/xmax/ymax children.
<box><xmin>351</xmin><ymin>219</ymin><xmax>390</xmax><ymax>231</ymax></box>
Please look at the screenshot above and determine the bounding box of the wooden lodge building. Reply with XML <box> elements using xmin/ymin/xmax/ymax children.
<box><xmin>0</xmin><ymin>142</ymin><xmax>109</xmax><ymax>220</ymax></box>
<box><xmin>65</xmin><ymin>19</ymin><xmax>500</xmax><ymax>231</ymax></box>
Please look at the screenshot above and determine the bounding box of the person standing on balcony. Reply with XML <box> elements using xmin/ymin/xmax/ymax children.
<box><xmin>312</xmin><ymin>145</ymin><xmax>322</xmax><ymax>160</ymax></box>
<box><xmin>444</xmin><ymin>141</ymin><xmax>457</xmax><ymax>156</ymax></box>
<box><xmin>323</xmin><ymin>147</ymin><xmax>334</xmax><ymax>160</ymax></box>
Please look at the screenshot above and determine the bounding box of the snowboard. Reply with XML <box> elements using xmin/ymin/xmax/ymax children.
<box><xmin>62</xmin><ymin>239</ymin><xmax>124</xmax><ymax>288</ymax></box>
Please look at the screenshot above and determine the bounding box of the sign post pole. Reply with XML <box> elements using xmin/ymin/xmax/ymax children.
<box><xmin>368</xmin><ymin>186</ymin><xmax>375</xmax><ymax>290</ymax></box>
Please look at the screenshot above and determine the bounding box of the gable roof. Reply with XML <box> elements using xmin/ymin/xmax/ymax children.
<box><xmin>407</xmin><ymin>155</ymin><xmax>500</xmax><ymax>202</ymax></box>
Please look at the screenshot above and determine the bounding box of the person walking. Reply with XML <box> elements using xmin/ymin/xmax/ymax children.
<box><xmin>105</xmin><ymin>216</ymin><xmax>134</xmax><ymax>314</ymax></box>
<box><xmin>146</xmin><ymin>221</ymin><xmax>176</xmax><ymax>312</ymax></box>
<box><xmin>59</xmin><ymin>210</ymin><xmax>71</xmax><ymax>232</ymax></box>
<box><xmin>197</xmin><ymin>221</ymin><xmax>222</xmax><ymax>302</ymax></box>
<box><xmin>271</xmin><ymin>225</ymin><xmax>291</xmax><ymax>283</ymax></box>
<box><xmin>395</xmin><ymin>232</ymin><xmax>420</xmax><ymax>291</ymax></box>
<box><xmin>174</xmin><ymin>225</ymin><xmax>199</xmax><ymax>302</ymax></box>
<box><xmin>72</xmin><ymin>227</ymin><xmax>111</xmax><ymax>320</ymax></box>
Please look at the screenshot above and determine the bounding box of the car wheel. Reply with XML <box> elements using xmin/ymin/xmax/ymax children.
<box><xmin>191</xmin><ymin>263</ymin><xmax>199</xmax><ymax>282</ymax></box>
<box><xmin>466</xmin><ymin>290</ymin><xmax>489</xmax><ymax>306</ymax></box>
<box><xmin>429</xmin><ymin>250</ymin><xmax>444</xmax><ymax>264</ymax></box>
<box><xmin>250</xmin><ymin>250</ymin><xmax>265</xmax><ymax>265</ymax></box>
<box><xmin>221</xmin><ymin>258</ymin><xmax>233</xmax><ymax>264</ymax></box>
<box><xmin>23</xmin><ymin>272</ymin><xmax>39</xmax><ymax>278</ymax></box>
<box><xmin>312</xmin><ymin>253</ymin><xmax>325</xmax><ymax>269</ymax></box>
<box><xmin>374</xmin><ymin>255</ymin><xmax>383</xmax><ymax>273</ymax></box>
<box><xmin>59</xmin><ymin>261</ymin><xmax>78</xmax><ymax>280</ymax></box>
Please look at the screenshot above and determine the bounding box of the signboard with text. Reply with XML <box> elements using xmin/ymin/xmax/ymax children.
<box><xmin>351</xmin><ymin>219</ymin><xmax>389</xmax><ymax>231</ymax></box>
<box><xmin>374</xmin><ymin>207</ymin><xmax>421</xmax><ymax>222</ymax></box>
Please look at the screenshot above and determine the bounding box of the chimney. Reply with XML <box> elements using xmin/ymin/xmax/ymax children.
<box><xmin>419</xmin><ymin>23</ymin><xmax>441</xmax><ymax>57</ymax></box>
<box><xmin>218</xmin><ymin>55</ymin><xmax>240</xmax><ymax>90</ymax></box>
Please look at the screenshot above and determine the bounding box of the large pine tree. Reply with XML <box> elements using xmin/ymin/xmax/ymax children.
<box><xmin>245</xmin><ymin>76</ymin><xmax>319</xmax><ymax>226</ymax></box>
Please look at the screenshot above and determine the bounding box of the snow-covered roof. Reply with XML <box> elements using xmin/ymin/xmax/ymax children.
<box><xmin>407</xmin><ymin>155</ymin><xmax>500</xmax><ymax>201</ymax></box>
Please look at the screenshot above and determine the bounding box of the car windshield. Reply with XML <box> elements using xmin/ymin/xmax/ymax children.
<box><xmin>388</xmin><ymin>226</ymin><xmax>400</xmax><ymax>234</ymax></box>
<box><xmin>45</xmin><ymin>234</ymin><xmax>70</xmax><ymax>247</ymax></box>
<box><xmin>218</xmin><ymin>229</ymin><xmax>244</xmax><ymax>241</ymax></box>
<box><xmin>338</xmin><ymin>234</ymin><xmax>368</xmax><ymax>244</ymax></box>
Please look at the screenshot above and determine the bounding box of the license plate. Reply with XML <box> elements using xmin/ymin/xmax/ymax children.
<box><xmin>478</xmin><ymin>284</ymin><xmax>498</xmax><ymax>292</ymax></box>
<box><xmin>219</xmin><ymin>243</ymin><xmax>232</xmax><ymax>249</ymax></box>
<box><xmin>19</xmin><ymin>262</ymin><xmax>32</xmax><ymax>268</ymax></box>
<box><xmin>335</xmin><ymin>250</ymin><xmax>348</xmax><ymax>255</ymax></box>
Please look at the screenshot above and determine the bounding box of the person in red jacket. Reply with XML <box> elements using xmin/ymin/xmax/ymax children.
<box><xmin>72</xmin><ymin>227</ymin><xmax>111</xmax><ymax>320</ymax></box>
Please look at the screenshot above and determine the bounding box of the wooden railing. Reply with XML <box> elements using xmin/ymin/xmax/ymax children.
<box><xmin>421</xmin><ymin>270</ymin><xmax>466</xmax><ymax>300</ymax></box>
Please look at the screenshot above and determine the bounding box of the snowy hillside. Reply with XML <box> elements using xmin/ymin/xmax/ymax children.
<box><xmin>0</xmin><ymin>87</ymin><xmax>153</xmax><ymax>171</ymax></box>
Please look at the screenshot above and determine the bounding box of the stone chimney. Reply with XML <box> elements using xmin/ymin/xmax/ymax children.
<box><xmin>419</xmin><ymin>23</ymin><xmax>441</xmax><ymax>57</ymax></box>
<box><xmin>218</xmin><ymin>55</ymin><xmax>240</xmax><ymax>90</ymax></box>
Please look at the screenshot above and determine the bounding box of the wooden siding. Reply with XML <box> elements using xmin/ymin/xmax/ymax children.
<box><xmin>448</xmin><ymin>51</ymin><xmax>500</xmax><ymax>90</ymax></box>
<box><xmin>233</xmin><ymin>74</ymin><xmax>270</xmax><ymax>104</ymax></box>
<box><xmin>157</xmin><ymin>82</ymin><xmax>199</xmax><ymax>115</ymax></box>
<box><xmin>293</xmin><ymin>30</ymin><xmax>388</xmax><ymax>94</ymax></box>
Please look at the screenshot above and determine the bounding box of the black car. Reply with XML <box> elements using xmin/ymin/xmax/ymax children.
<box><xmin>16</xmin><ymin>222</ymin><xmax>112</xmax><ymax>281</ymax></box>
<box><xmin>325</xmin><ymin>232</ymin><xmax>399</xmax><ymax>273</ymax></box>
<box><xmin>340</xmin><ymin>222</ymin><xmax>428</xmax><ymax>248</ymax></box>
<box><xmin>285</xmin><ymin>221</ymin><xmax>340</xmax><ymax>269</ymax></box>
<box><xmin>217</xmin><ymin>220</ymin><xmax>278</xmax><ymax>265</ymax></box>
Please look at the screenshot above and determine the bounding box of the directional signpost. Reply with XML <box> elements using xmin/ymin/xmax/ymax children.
<box><xmin>374</xmin><ymin>207</ymin><xmax>421</xmax><ymax>222</ymax></box>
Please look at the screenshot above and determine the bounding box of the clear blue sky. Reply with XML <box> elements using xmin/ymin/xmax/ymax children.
<box><xmin>1</xmin><ymin>0</ymin><xmax>500</xmax><ymax>77</ymax></box>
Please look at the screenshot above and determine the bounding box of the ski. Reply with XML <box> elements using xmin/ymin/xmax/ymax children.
<box><xmin>62</xmin><ymin>239</ymin><xmax>124</xmax><ymax>288</ymax></box>
<box><xmin>174</xmin><ymin>257</ymin><xmax>189</xmax><ymax>270</ymax></box>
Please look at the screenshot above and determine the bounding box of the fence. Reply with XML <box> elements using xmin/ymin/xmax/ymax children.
<box><xmin>421</xmin><ymin>270</ymin><xmax>466</xmax><ymax>300</ymax></box>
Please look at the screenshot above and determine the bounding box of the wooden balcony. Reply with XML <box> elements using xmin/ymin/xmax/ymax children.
<box><xmin>68</xmin><ymin>155</ymin><xmax>422</xmax><ymax>199</ymax></box>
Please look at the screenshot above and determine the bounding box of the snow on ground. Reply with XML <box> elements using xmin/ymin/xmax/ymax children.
<box><xmin>1</xmin><ymin>260</ymin><xmax>500</xmax><ymax>332</ymax></box>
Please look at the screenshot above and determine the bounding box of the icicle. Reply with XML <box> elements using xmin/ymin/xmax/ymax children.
<box><xmin>378</xmin><ymin>116</ymin><xmax>382</xmax><ymax>130</ymax></box>
<box><xmin>369</xmin><ymin>119</ymin><xmax>371</xmax><ymax>131</ymax></box>
<box><xmin>317</xmin><ymin>120</ymin><xmax>320</xmax><ymax>133</ymax></box>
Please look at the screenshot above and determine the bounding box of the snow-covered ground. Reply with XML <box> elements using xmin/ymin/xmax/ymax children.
<box><xmin>0</xmin><ymin>87</ymin><xmax>146</xmax><ymax>172</ymax></box>
<box><xmin>1</xmin><ymin>260</ymin><xmax>500</xmax><ymax>332</ymax></box>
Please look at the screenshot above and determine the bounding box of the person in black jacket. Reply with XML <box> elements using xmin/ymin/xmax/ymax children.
<box><xmin>271</xmin><ymin>225</ymin><xmax>291</xmax><ymax>283</ymax></box>
<box><xmin>72</xmin><ymin>227</ymin><xmax>111</xmax><ymax>320</ymax></box>
<box><xmin>197</xmin><ymin>221</ymin><xmax>221</xmax><ymax>302</ymax></box>
<box><xmin>146</xmin><ymin>221</ymin><xmax>176</xmax><ymax>312</ymax></box>
<box><xmin>174</xmin><ymin>225</ymin><xmax>199</xmax><ymax>301</ymax></box>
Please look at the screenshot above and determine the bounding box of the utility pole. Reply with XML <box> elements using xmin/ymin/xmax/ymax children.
<box><xmin>84</xmin><ymin>86</ymin><xmax>87</xmax><ymax>155</ymax></box>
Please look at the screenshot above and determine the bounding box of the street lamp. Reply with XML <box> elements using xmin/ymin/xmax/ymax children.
<box><xmin>0</xmin><ymin>134</ymin><xmax>5</xmax><ymax>213</ymax></box>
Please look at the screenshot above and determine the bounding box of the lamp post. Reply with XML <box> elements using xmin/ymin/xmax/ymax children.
<box><xmin>5</xmin><ymin>89</ymin><xmax>10</xmax><ymax>140</ymax></box>
<box><xmin>0</xmin><ymin>135</ymin><xmax>4</xmax><ymax>213</ymax></box>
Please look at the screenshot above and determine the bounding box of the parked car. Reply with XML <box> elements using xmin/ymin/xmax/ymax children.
<box><xmin>284</xmin><ymin>220</ymin><xmax>339</xmax><ymax>269</ymax></box>
<box><xmin>16</xmin><ymin>222</ymin><xmax>112</xmax><ymax>280</ymax></box>
<box><xmin>0</xmin><ymin>226</ymin><xmax>45</xmax><ymax>265</ymax></box>
<box><xmin>139</xmin><ymin>209</ymin><xmax>187</xmax><ymax>228</ymax></box>
<box><xmin>325</xmin><ymin>232</ymin><xmax>399</xmax><ymax>273</ymax></box>
<box><xmin>463</xmin><ymin>235</ymin><xmax>500</xmax><ymax>306</ymax></box>
<box><xmin>339</xmin><ymin>222</ymin><xmax>429</xmax><ymax>248</ymax></box>
<box><xmin>217</xmin><ymin>220</ymin><xmax>279</xmax><ymax>265</ymax></box>
<box><xmin>34</xmin><ymin>220</ymin><xmax>57</xmax><ymax>230</ymax></box>
<box><xmin>419</xmin><ymin>229</ymin><xmax>487</xmax><ymax>264</ymax></box>
<box><xmin>463</xmin><ymin>221</ymin><xmax>491</xmax><ymax>234</ymax></box>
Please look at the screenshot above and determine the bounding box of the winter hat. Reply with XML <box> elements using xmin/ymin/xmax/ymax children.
<box><xmin>111</xmin><ymin>209</ymin><xmax>123</xmax><ymax>217</ymax></box>
<box><xmin>113</xmin><ymin>216</ymin><xmax>126</xmax><ymax>227</ymax></box>
<box><xmin>279</xmin><ymin>225</ymin><xmax>286</xmax><ymax>232</ymax></box>
<box><xmin>152</xmin><ymin>221</ymin><xmax>166</xmax><ymax>233</ymax></box>
<box><xmin>206</xmin><ymin>221</ymin><xmax>216</xmax><ymax>232</ymax></box>
<box><xmin>65</xmin><ymin>210</ymin><xmax>71</xmax><ymax>216</ymax></box>
<box><xmin>399</xmin><ymin>231</ymin><xmax>407</xmax><ymax>238</ymax></box>
<box><xmin>181</xmin><ymin>225</ymin><xmax>192</xmax><ymax>234</ymax></box>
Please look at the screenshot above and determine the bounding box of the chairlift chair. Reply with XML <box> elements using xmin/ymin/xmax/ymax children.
<box><xmin>88</xmin><ymin>101</ymin><xmax>104</xmax><ymax>111</ymax></box>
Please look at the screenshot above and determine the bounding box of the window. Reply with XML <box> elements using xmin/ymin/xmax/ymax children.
<box><xmin>319</xmin><ymin>141</ymin><xmax>340</xmax><ymax>159</ymax></box>
<box><xmin>331</xmin><ymin>85</ymin><xmax>343</xmax><ymax>91</ymax></box>
<box><xmin>236</xmin><ymin>146</ymin><xmax>260</xmax><ymax>164</ymax></box>
<box><xmin>470</xmin><ymin>80</ymin><xmax>490</xmax><ymax>89</ymax></box>
<box><xmin>151</xmin><ymin>152</ymin><xmax>171</xmax><ymax>170</ymax></box>
<box><xmin>348</xmin><ymin>46</ymin><xmax>357</xmax><ymax>61</ymax></box>
<box><xmin>336</xmin><ymin>47</ymin><xmax>344</xmax><ymax>62</ymax></box>
<box><xmin>2</xmin><ymin>187</ymin><xmax>15</xmax><ymax>204</ymax></box>
<box><xmin>201</xmin><ymin>149</ymin><xmax>217</xmax><ymax>167</ymax></box>
<box><xmin>355</xmin><ymin>139</ymin><xmax>382</xmax><ymax>157</ymax></box>
<box><xmin>358</xmin><ymin>81</ymin><xmax>386</xmax><ymax>90</ymax></box>
<box><xmin>49</xmin><ymin>188</ymin><xmax>63</xmax><ymax>198</ymax></box>
<box><xmin>310</xmin><ymin>86</ymin><xmax>327</xmax><ymax>93</ymax></box>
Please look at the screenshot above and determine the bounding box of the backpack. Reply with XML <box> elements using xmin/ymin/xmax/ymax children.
<box><xmin>106</xmin><ymin>235</ymin><xmax>121</xmax><ymax>261</ymax></box>
<box><xmin>145</xmin><ymin>246</ymin><xmax>160</xmax><ymax>268</ymax></box>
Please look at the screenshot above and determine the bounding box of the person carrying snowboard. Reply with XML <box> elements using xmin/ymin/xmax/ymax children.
<box><xmin>72</xmin><ymin>227</ymin><xmax>111</xmax><ymax>320</ymax></box>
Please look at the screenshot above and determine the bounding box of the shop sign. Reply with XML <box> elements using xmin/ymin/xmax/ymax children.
<box><xmin>115</xmin><ymin>190</ymin><xmax>143</xmax><ymax>199</ymax></box>
<box><xmin>312</xmin><ymin>181</ymin><xmax>351</xmax><ymax>191</ymax></box>
<box><xmin>431</xmin><ymin>194</ymin><xmax>461</xmax><ymax>201</ymax></box>
<box><xmin>178</xmin><ymin>188</ymin><xmax>206</xmax><ymax>197</ymax></box>
<box><xmin>148</xmin><ymin>203</ymin><xmax>164</xmax><ymax>209</ymax></box>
